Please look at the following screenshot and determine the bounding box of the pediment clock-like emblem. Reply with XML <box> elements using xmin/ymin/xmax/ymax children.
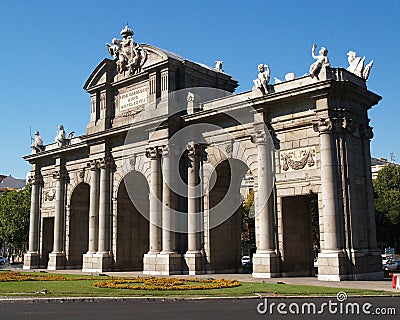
<box><xmin>106</xmin><ymin>24</ymin><xmax>147</xmax><ymax>75</ymax></box>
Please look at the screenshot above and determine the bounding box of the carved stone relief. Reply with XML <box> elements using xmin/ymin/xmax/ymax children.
<box><xmin>280</xmin><ymin>147</ymin><xmax>316</xmax><ymax>172</ymax></box>
<box><xmin>44</xmin><ymin>189</ymin><xmax>56</xmax><ymax>201</ymax></box>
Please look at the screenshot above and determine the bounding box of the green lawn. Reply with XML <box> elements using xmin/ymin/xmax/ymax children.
<box><xmin>0</xmin><ymin>272</ymin><xmax>394</xmax><ymax>298</ymax></box>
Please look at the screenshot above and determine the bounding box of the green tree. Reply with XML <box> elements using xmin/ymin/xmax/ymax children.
<box><xmin>241</xmin><ymin>189</ymin><xmax>255</xmax><ymax>252</ymax></box>
<box><xmin>0</xmin><ymin>184</ymin><xmax>31</xmax><ymax>253</ymax></box>
<box><xmin>373</xmin><ymin>164</ymin><xmax>400</xmax><ymax>252</ymax></box>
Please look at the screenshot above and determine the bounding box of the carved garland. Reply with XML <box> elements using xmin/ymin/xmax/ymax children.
<box><xmin>281</xmin><ymin>148</ymin><xmax>316</xmax><ymax>171</ymax></box>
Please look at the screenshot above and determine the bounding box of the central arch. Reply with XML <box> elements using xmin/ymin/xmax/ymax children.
<box><xmin>204</xmin><ymin>158</ymin><xmax>249</xmax><ymax>273</ymax></box>
<box><xmin>68</xmin><ymin>183</ymin><xmax>90</xmax><ymax>268</ymax></box>
<box><xmin>115</xmin><ymin>171</ymin><xmax>150</xmax><ymax>270</ymax></box>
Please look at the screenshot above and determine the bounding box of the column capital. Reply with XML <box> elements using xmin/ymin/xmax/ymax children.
<box><xmin>146</xmin><ymin>146</ymin><xmax>162</xmax><ymax>159</ymax></box>
<box><xmin>98</xmin><ymin>156</ymin><xmax>112</xmax><ymax>169</ymax></box>
<box><xmin>186</xmin><ymin>143</ymin><xmax>206</xmax><ymax>157</ymax></box>
<box><xmin>52</xmin><ymin>169</ymin><xmax>68</xmax><ymax>181</ymax></box>
<box><xmin>28</xmin><ymin>173</ymin><xmax>42</xmax><ymax>185</ymax></box>
<box><xmin>313</xmin><ymin>118</ymin><xmax>333</xmax><ymax>134</ymax></box>
<box><xmin>87</xmin><ymin>159</ymin><xmax>100</xmax><ymax>170</ymax></box>
<box><xmin>161</xmin><ymin>144</ymin><xmax>180</xmax><ymax>157</ymax></box>
<box><xmin>251</xmin><ymin>130</ymin><xmax>268</xmax><ymax>145</ymax></box>
<box><xmin>360</xmin><ymin>125</ymin><xmax>374</xmax><ymax>140</ymax></box>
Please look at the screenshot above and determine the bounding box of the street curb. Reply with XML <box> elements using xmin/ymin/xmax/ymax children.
<box><xmin>0</xmin><ymin>294</ymin><xmax>399</xmax><ymax>303</ymax></box>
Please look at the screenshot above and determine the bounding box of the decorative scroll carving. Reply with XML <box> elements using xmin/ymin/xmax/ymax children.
<box><xmin>280</xmin><ymin>148</ymin><xmax>316</xmax><ymax>171</ymax></box>
<box><xmin>79</xmin><ymin>169</ymin><xmax>85</xmax><ymax>179</ymax></box>
<box><xmin>44</xmin><ymin>189</ymin><xmax>56</xmax><ymax>201</ymax></box>
<box><xmin>225</xmin><ymin>143</ymin><xmax>233</xmax><ymax>158</ymax></box>
<box><xmin>129</xmin><ymin>155</ymin><xmax>136</xmax><ymax>169</ymax></box>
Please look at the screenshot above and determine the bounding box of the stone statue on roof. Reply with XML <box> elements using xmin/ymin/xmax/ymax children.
<box><xmin>346</xmin><ymin>50</ymin><xmax>373</xmax><ymax>80</ymax></box>
<box><xmin>31</xmin><ymin>130</ymin><xmax>45</xmax><ymax>153</ymax></box>
<box><xmin>106</xmin><ymin>24</ymin><xmax>147</xmax><ymax>75</ymax></box>
<box><xmin>309</xmin><ymin>44</ymin><xmax>330</xmax><ymax>78</ymax></box>
<box><xmin>55</xmin><ymin>125</ymin><xmax>66</xmax><ymax>146</ymax></box>
<box><xmin>253</xmin><ymin>64</ymin><xmax>270</xmax><ymax>94</ymax></box>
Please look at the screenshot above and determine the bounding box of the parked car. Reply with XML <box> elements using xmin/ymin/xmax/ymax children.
<box><xmin>383</xmin><ymin>258</ymin><xmax>397</xmax><ymax>272</ymax></box>
<box><xmin>0</xmin><ymin>256</ymin><xmax>7</xmax><ymax>265</ymax></box>
<box><xmin>241</xmin><ymin>255</ymin><xmax>252</xmax><ymax>266</ymax></box>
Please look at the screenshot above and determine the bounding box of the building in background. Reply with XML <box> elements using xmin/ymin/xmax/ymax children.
<box><xmin>0</xmin><ymin>175</ymin><xmax>26</xmax><ymax>193</ymax></box>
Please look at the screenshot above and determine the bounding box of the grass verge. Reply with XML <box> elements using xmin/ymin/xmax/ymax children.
<box><xmin>0</xmin><ymin>272</ymin><xmax>395</xmax><ymax>298</ymax></box>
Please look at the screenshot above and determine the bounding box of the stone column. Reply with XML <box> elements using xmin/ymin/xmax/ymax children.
<box><xmin>158</xmin><ymin>145</ymin><xmax>182</xmax><ymax>274</ymax></box>
<box><xmin>23</xmin><ymin>173</ymin><xmax>42</xmax><ymax>269</ymax></box>
<box><xmin>88</xmin><ymin>160</ymin><xmax>99</xmax><ymax>253</ymax></box>
<box><xmin>184</xmin><ymin>143</ymin><xmax>204</xmax><ymax>275</ymax></box>
<box><xmin>360</xmin><ymin>126</ymin><xmax>383</xmax><ymax>278</ymax></box>
<box><xmin>161</xmin><ymin>145</ymin><xmax>175</xmax><ymax>253</ymax></box>
<box><xmin>143</xmin><ymin>147</ymin><xmax>162</xmax><ymax>275</ymax></box>
<box><xmin>313</xmin><ymin>118</ymin><xmax>345</xmax><ymax>281</ymax></box>
<box><xmin>251</xmin><ymin>131</ymin><xmax>279</xmax><ymax>278</ymax></box>
<box><xmin>147</xmin><ymin>147</ymin><xmax>162</xmax><ymax>253</ymax></box>
<box><xmin>82</xmin><ymin>159</ymin><xmax>100</xmax><ymax>272</ymax></box>
<box><xmin>97</xmin><ymin>157</ymin><xmax>111</xmax><ymax>254</ymax></box>
<box><xmin>48</xmin><ymin>169</ymin><xmax>67</xmax><ymax>270</ymax></box>
<box><xmin>362</xmin><ymin>126</ymin><xmax>379</xmax><ymax>250</ymax></box>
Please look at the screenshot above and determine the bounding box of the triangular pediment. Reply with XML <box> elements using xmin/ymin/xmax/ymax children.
<box><xmin>83</xmin><ymin>58</ymin><xmax>113</xmax><ymax>91</ymax></box>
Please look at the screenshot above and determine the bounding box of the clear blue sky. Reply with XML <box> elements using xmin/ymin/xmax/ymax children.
<box><xmin>1</xmin><ymin>0</ymin><xmax>398</xmax><ymax>178</ymax></box>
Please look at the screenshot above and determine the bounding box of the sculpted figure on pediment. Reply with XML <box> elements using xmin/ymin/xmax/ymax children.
<box><xmin>106</xmin><ymin>24</ymin><xmax>147</xmax><ymax>75</ymax></box>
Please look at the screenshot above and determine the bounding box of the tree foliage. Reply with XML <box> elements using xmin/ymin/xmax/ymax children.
<box><xmin>0</xmin><ymin>184</ymin><xmax>31</xmax><ymax>251</ymax></box>
<box><xmin>241</xmin><ymin>189</ymin><xmax>254</xmax><ymax>244</ymax></box>
<box><xmin>373</xmin><ymin>164</ymin><xmax>400</xmax><ymax>251</ymax></box>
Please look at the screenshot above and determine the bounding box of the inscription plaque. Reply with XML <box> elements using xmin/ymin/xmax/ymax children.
<box><xmin>119</xmin><ymin>85</ymin><xmax>148</xmax><ymax>111</ymax></box>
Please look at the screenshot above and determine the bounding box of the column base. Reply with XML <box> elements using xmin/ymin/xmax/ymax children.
<box><xmin>317</xmin><ymin>250</ymin><xmax>347</xmax><ymax>281</ymax></box>
<box><xmin>82</xmin><ymin>252</ymin><xmax>112</xmax><ymax>273</ymax></box>
<box><xmin>23</xmin><ymin>252</ymin><xmax>40</xmax><ymax>269</ymax></box>
<box><xmin>317</xmin><ymin>250</ymin><xmax>385</xmax><ymax>281</ymax></box>
<box><xmin>184</xmin><ymin>252</ymin><xmax>205</xmax><ymax>275</ymax></box>
<box><xmin>143</xmin><ymin>253</ymin><xmax>158</xmax><ymax>275</ymax></box>
<box><xmin>47</xmin><ymin>252</ymin><xmax>66</xmax><ymax>270</ymax></box>
<box><xmin>143</xmin><ymin>252</ymin><xmax>183</xmax><ymax>275</ymax></box>
<box><xmin>252</xmin><ymin>252</ymin><xmax>280</xmax><ymax>278</ymax></box>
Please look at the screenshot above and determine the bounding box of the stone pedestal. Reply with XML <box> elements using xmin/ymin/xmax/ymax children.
<box><xmin>351</xmin><ymin>250</ymin><xmax>384</xmax><ymax>280</ymax></box>
<box><xmin>184</xmin><ymin>252</ymin><xmax>204</xmax><ymax>275</ymax></box>
<box><xmin>252</xmin><ymin>252</ymin><xmax>279</xmax><ymax>278</ymax></box>
<box><xmin>47</xmin><ymin>252</ymin><xmax>66</xmax><ymax>270</ymax></box>
<box><xmin>143</xmin><ymin>253</ymin><xmax>183</xmax><ymax>275</ymax></box>
<box><xmin>23</xmin><ymin>252</ymin><xmax>40</xmax><ymax>269</ymax></box>
<box><xmin>143</xmin><ymin>253</ymin><xmax>159</xmax><ymax>275</ymax></box>
<box><xmin>82</xmin><ymin>252</ymin><xmax>112</xmax><ymax>273</ymax></box>
<box><xmin>317</xmin><ymin>251</ymin><xmax>347</xmax><ymax>281</ymax></box>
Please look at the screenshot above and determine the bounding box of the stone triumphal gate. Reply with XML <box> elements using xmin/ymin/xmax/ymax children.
<box><xmin>24</xmin><ymin>26</ymin><xmax>382</xmax><ymax>280</ymax></box>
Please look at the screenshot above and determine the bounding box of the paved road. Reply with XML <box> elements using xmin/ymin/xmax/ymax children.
<box><xmin>0</xmin><ymin>296</ymin><xmax>398</xmax><ymax>320</ymax></box>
